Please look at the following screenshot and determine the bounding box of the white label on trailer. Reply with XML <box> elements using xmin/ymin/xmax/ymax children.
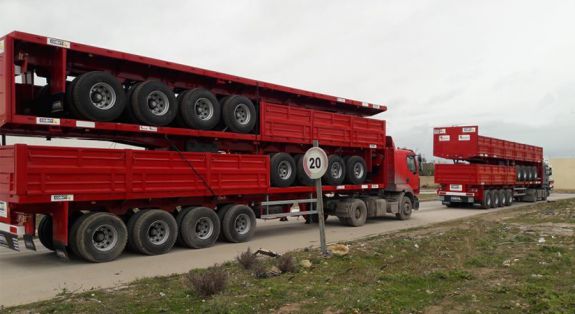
<box><xmin>372</xmin><ymin>104</ymin><xmax>381</xmax><ymax>109</ymax></box>
<box><xmin>361</xmin><ymin>184</ymin><xmax>369</xmax><ymax>189</ymax></box>
<box><xmin>337</xmin><ymin>97</ymin><xmax>346</xmax><ymax>103</ymax></box>
<box><xmin>76</xmin><ymin>120</ymin><xmax>95</xmax><ymax>128</ymax></box>
<box><xmin>47</xmin><ymin>37</ymin><xmax>70</xmax><ymax>49</ymax></box>
<box><xmin>336</xmin><ymin>185</ymin><xmax>346</xmax><ymax>190</ymax></box>
<box><xmin>450</xmin><ymin>184</ymin><xmax>463</xmax><ymax>191</ymax></box>
<box><xmin>462</xmin><ymin>127</ymin><xmax>476</xmax><ymax>133</ymax></box>
<box><xmin>439</xmin><ymin>135</ymin><xmax>450</xmax><ymax>141</ymax></box>
<box><xmin>369</xmin><ymin>144</ymin><xmax>377</xmax><ymax>149</ymax></box>
<box><xmin>371</xmin><ymin>184</ymin><xmax>379</xmax><ymax>189</ymax></box>
<box><xmin>361</xmin><ymin>102</ymin><xmax>369</xmax><ymax>107</ymax></box>
<box><xmin>434</xmin><ymin>128</ymin><xmax>446</xmax><ymax>134</ymax></box>
<box><xmin>458</xmin><ymin>134</ymin><xmax>470</xmax><ymax>141</ymax></box>
<box><xmin>51</xmin><ymin>194</ymin><xmax>74</xmax><ymax>202</ymax></box>
<box><xmin>0</xmin><ymin>201</ymin><xmax>7</xmax><ymax>218</ymax></box>
<box><xmin>0</xmin><ymin>39</ymin><xmax>4</xmax><ymax>54</ymax></box>
<box><xmin>36</xmin><ymin>117</ymin><xmax>60</xmax><ymax>126</ymax></box>
<box><xmin>139</xmin><ymin>125</ymin><xmax>158</xmax><ymax>132</ymax></box>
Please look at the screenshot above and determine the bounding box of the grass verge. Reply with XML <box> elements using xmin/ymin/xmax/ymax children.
<box><xmin>4</xmin><ymin>199</ymin><xmax>575</xmax><ymax>313</ymax></box>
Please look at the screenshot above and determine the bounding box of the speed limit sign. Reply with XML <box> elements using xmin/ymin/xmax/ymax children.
<box><xmin>303</xmin><ymin>147</ymin><xmax>328</xmax><ymax>179</ymax></box>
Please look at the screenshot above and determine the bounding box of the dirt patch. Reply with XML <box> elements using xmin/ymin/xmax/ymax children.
<box><xmin>512</xmin><ymin>223</ymin><xmax>575</xmax><ymax>237</ymax></box>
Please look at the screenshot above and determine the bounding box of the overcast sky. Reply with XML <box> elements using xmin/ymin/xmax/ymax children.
<box><xmin>1</xmin><ymin>0</ymin><xmax>574</xmax><ymax>159</ymax></box>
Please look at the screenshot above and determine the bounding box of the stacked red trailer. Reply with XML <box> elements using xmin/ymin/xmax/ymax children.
<box><xmin>433</xmin><ymin>126</ymin><xmax>552</xmax><ymax>208</ymax></box>
<box><xmin>0</xmin><ymin>31</ymin><xmax>420</xmax><ymax>262</ymax></box>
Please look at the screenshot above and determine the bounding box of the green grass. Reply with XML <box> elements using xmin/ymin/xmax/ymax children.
<box><xmin>4</xmin><ymin>199</ymin><xmax>575</xmax><ymax>314</ymax></box>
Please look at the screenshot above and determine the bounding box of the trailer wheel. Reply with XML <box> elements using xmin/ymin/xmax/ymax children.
<box><xmin>345</xmin><ymin>156</ymin><xmax>367</xmax><ymax>185</ymax></box>
<box><xmin>69</xmin><ymin>212</ymin><xmax>127</xmax><ymax>263</ymax></box>
<box><xmin>177</xmin><ymin>88</ymin><xmax>221</xmax><ymax>130</ymax></box>
<box><xmin>396</xmin><ymin>196</ymin><xmax>413</xmax><ymax>220</ymax></box>
<box><xmin>130</xmin><ymin>80</ymin><xmax>178</xmax><ymax>126</ymax></box>
<box><xmin>505</xmin><ymin>189</ymin><xmax>513</xmax><ymax>206</ymax></box>
<box><xmin>178</xmin><ymin>207</ymin><xmax>220</xmax><ymax>249</ymax></box>
<box><xmin>68</xmin><ymin>71</ymin><xmax>126</xmax><ymax>122</ymax></box>
<box><xmin>499</xmin><ymin>190</ymin><xmax>507</xmax><ymax>207</ymax></box>
<box><xmin>270</xmin><ymin>153</ymin><xmax>296</xmax><ymax>187</ymax></box>
<box><xmin>323</xmin><ymin>155</ymin><xmax>346</xmax><ymax>186</ymax></box>
<box><xmin>492</xmin><ymin>190</ymin><xmax>501</xmax><ymax>208</ymax></box>
<box><xmin>295</xmin><ymin>154</ymin><xmax>314</xmax><ymax>186</ymax></box>
<box><xmin>38</xmin><ymin>215</ymin><xmax>55</xmax><ymax>251</ymax></box>
<box><xmin>481</xmin><ymin>190</ymin><xmax>492</xmax><ymax>209</ymax></box>
<box><xmin>127</xmin><ymin>209</ymin><xmax>177</xmax><ymax>255</ymax></box>
<box><xmin>221</xmin><ymin>204</ymin><xmax>256</xmax><ymax>243</ymax></box>
<box><xmin>222</xmin><ymin>95</ymin><xmax>257</xmax><ymax>133</ymax></box>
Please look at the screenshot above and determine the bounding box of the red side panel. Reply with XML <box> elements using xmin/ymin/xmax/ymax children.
<box><xmin>433</xmin><ymin>126</ymin><xmax>543</xmax><ymax>162</ymax></box>
<box><xmin>435</xmin><ymin>164</ymin><xmax>515</xmax><ymax>185</ymax></box>
<box><xmin>0</xmin><ymin>145</ymin><xmax>269</xmax><ymax>204</ymax></box>
<box><xmin>261</xmin><ymin>102</ymin><xmax>386</xmax><ymax>148</ymax></box>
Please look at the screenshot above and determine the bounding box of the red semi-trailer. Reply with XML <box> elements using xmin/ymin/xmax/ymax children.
<box><xmin>0</xmin><ymin>32</ymin><xmax>420</xmax><ymax>262</ymax></box>
<box><xmin>433</xmin><ymin>126</ymin><xmax>552</xmax><ymax>209</ymax></box>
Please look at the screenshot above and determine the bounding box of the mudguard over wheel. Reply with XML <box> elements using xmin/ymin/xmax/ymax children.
<box><xmin>129</xmin><ymin>80</ymin><xmax>178</xmax><ymax>126</ymax></box>
<box><xmin>178</xmin><ymin>207</ymin><xmax>220</xmax><ymax>249</ymax></box>
<box><xmin>127</xmin><ymin>209</ymin><xmax>178</xmax><ymax>255</ymax></box>
<box><xmin>69</xmin><ymin>212</ymin><xmax>128</xmax><ymax>263</ymax></box>
<box><xmin>222</xmin><ymin>95</ymin><xmax>257</xmax><ymax>133</ymax></box>
<box><xmin>221</xmin><ymin>204</ymin><xmax>256</xmax><ymax>243</ymax></box>
<box><xmin>67</xmin><ymin>71</ymin><xmax>126</xmax><ymax>122</ymax></box>
<box><xmin>177</xmin><ymin>88</ymin><xmax>221</xmax><ymax>130</ymax></box>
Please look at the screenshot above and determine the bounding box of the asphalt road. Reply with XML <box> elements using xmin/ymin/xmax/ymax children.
<box><xmin>1</xmin><ymin>193</ymin><xmax>573</xmax><ymax>307</ymax></box>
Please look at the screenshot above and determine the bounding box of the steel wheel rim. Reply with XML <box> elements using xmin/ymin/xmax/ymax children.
<box><xmin>403</xmin><ymin>201</ymin><xmax>412</xmax><ymax>214</ymax></box>
<box><xmin>354</xmin><ymin>207</ymin><xmax>362</xmax><ymax>219</ymax></box>
<box><xmin>147</xmin><ymin>220</ymin><xmax>170</xmax><ymax>245</ymax></box>
<box><xmin>91</xmin><ymin>224</ymin><xmax>118</xmax><ymax>252</ymax></box>
<box><xmin>195</xmin><ymin>217</ymin><xmax>214</xmax><ymax>240</ymax></box>
<box><xmin>234</xmin><ymin>103</ymin><xmax>251</xmax><ymax>125</ymax></box>
<box><xmin>147</xmin><ymin>91</ymin><xmax>170</xmax><ymax>116</ymax></box>
<box><xmin>234</xmin><ymin>213</ymin><xmax>251</xmax><ymax>235</ymax></box>
<box><xmin>278</xmin><ymin>160</ymin><xmax>293</xmax><ymax>180</ymax></box>
<box><xmin>330</xmin><ymin>162</ymin><xmax>343</xmax><ymax>179</ymax></box>
<box><xmin>89</xmin><ymin>82</ymin><xmax>117</xmax><ymax>110</ymax></box>
<box><xmin>194</xmin><ymin>98</ymin><xmax>214</xmax><ymax>121</ymax></box>
<box><xmin>353</xmin><ymin>162</ymin><xmax>364</xmax><ymax>178</ymax></box>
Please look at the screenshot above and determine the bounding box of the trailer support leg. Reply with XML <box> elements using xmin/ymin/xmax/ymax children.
<box><xmin>52</xmin><ymin>202</ymin><xmax>69</xmax><ymax>260</ymax></box>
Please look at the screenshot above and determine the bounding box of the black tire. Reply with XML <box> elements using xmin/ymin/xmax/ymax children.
<box><xmin>221</xmin><ymin>204</ymin><xmax>256</xmax><ymax>243</ymax></box>
<box><xmin>67</xmin><ymin>71</ymin><xmax>126</xmax><ymax>122</ymax></box>
<box><xmin>521</xmin><ymin>166</ymin><xmax>527</xmax><ymax>181</ymax></box>
<box><xmin>505</xmin><ymin>189</ymin><xmax>513</xmax><ymax>206</ymax></box>
<box><xmin>481</xmin><ymin>190</ymin><xmax>492</xmax><ymax>209</ymax></box>
<box><xmin>295</xmin><ymin>154</ymin><xmax>314</xmax><ymax>186</ymax></box>
<box><xmin>345</xmin><ymin>156</ymin><xmax>367</xmax><ymax>185</ymax></box>
<box><xmin>396</xmin><ymin>196</ymin><xmax>413</xmax><ymax>220</ymax></box>
<box><xmin>69</xmin><ymin>212</ymin><xmax>127</xmax><ymax>263</ymax></box>
<box><xmin>178</xmin><ymin>207</ymin><xmax>220</xmax><ymax>249</ymax></box>
<box><xmin>499</xmin><ymin>189</ymin><xmax>506</xmax><ymax>207</ymax></box>
<box><xmin>177</xmin><ymin>88</ymin><xmax>221</xmax><ymax>130</ymax></box>
<box><xmin>515</xmin><ymin>165</ymin><xmax>521</xmax><ymax>181</ymax></box>
<box><xmin>270</xmin><ymin>153</ymin><xmax>296</xmax><ymax>187</ymax></box>
<box><xmin>492</xmin><ymin>190</ymin><xmax>500</xmax><ymax>208</ymax></box>
<box><xmin>222</xmin><ymin>95</ymin><xmax>257</xmax><ymax>133</ymax></box>
<box><xmin>127</xmin><ymin>209</ymin><xmax>177</xmax><ymax>255</ymax></box>
<box><xmin>38</xmin><ymin>215</ymin><xmax>55</xmax><ymax>251</ymax></box>
<box><xmin>347</xmin><ymin>199</ymin><xmax>368</xmax><ymax>226</ymax></box>
<box><xmin>323</xmin><ymin>155</ymin><xmax>346</xmax><ymax>186</ymax></box>
<box><xmin>175</xmin><ymin>207</ymin><xmax>193</xmax><ymax>247</ymax></box>
<box><xmin>130</xmin><ymin>80</ymin><xmax>178</xmax><ymax>126</ymax></box>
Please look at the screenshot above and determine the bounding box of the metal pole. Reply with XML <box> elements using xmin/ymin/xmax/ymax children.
<box><xmin>313</xmin><ymin>140</ymin><xmax>328</xmax><ymax>256</ymax></box>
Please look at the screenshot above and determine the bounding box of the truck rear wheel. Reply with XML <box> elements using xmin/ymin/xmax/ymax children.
<box><xmin>68</xmin><ymin>71</ymin><xmax>126</xmax><ymax>122</ymax></box>
<box><xmin>221</xmin><ymin>204</ymin><xmax>256</xmax><ymax>243</ymax></box>
<box><xmin>498</xmin><ymin>189</ymin><xmax>506</xmax><ymax>207</ymax></box>
<box><xmin>270</xmin><ymin>153</ymin><xmax>296</xmax><ymax>187</ymax></box>
<box><xmin>295</xmin><ymin>154</ymin><xmax>314</xmax><ymax>186</ymax></box>
<box><xmin>492</xmin><ymin>190</ymin><xmax>500</xmax><ymax>208</ymax></box>
<box><xmin>177</xmin><ymin>88</ymin><xmax>221</xmax><ymax>130</ymax></box>
<box><xmin>130</xmin><ymin>80</ymin><xmax>178</xmax><ymax>126</ymax></box>
<box><xmin>69</xmin><ymin>212</ymin><xmax>128</xmax><ymax>263</ymax></box>
<box><xmin>323</xmin><ymin>155</ymin><xmax>346</xmax><ymax>186</ymax></box>
<box><xmin>127</xmin><ymin>209</ymin><xmax>177</xmax><ymax>255</ymax></box>
<box><xmin>178</xmin><ymin>207</ymin><xmax>220</xmax><ymax>249</ymax></box>
<box><xmin>345</xmin><ymin>156</ymin><xmax>367</xmax><ymax>185</ymax></box>
<box><xmin>396</xmin><ymin>196</ymin><xmax>413</xmax><ymax>220</ymax></box>
<box><xmin>38</xmin><ymin>215</ymin><xmax>55</xmax><ymax>251</ymax></box>
<box><xmin>222</xmin><ymin>95</ymin><xmax>257</xmax><ymax>133</ymax></box>
<box><xmin>347</xmin><ymin>199</ymin><xmax>368</xmax><ymax>226</ymax></box>
<box><xmin>505</xmin><ymin>189</ymin><xmax>513</xmax><ymax>206</ymax></box>
<box><xmin>481</xmin><ymin>190</ymin><xmax>492</xmax><ymax>209</ymax></box>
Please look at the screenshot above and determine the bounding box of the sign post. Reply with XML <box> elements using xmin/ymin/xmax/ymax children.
<box><xmin>303</xmin><ymin>141</ymin><xmax>329</xmax><ymax>256</ymax></box>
